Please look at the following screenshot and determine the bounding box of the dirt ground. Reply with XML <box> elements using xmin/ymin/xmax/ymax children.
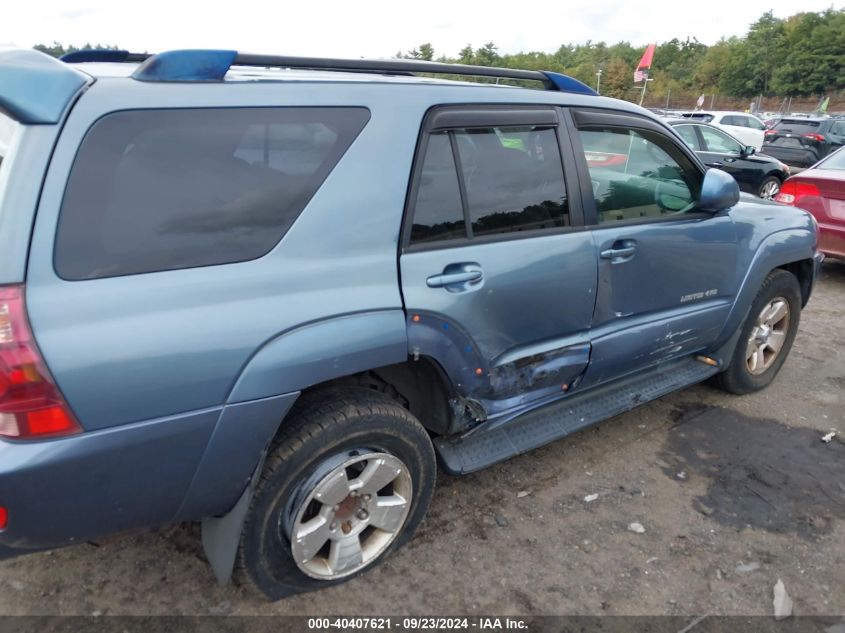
<box><xmin>1</xmin><ymin>262</ymin><xmax>844</xmax><ymax>618</ymax></box>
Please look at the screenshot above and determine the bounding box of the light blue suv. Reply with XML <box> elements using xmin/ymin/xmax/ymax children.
<box><xmin>0</xmin><ymin>48</ymin><xmax>822</xmax><ymax>600</ymax></box>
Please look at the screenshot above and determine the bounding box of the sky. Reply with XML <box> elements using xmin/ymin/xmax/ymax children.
<box><xmin>2</xmin><ymin>0</ymin><xmax>840</xmax><ymax>59</ymax></box>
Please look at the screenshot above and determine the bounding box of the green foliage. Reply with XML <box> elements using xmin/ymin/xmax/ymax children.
<box><xmin>424</xmin><ymin>9</ymin><xmax>845</xmax><ymax>99</ymax></box>
<box><xmin>33</xmin><ymin>42</ymin><xmax>120</xmax><ymax>58</ymax></box>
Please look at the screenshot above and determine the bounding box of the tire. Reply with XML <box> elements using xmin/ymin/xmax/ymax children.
<box><xmin>234</xmin><ymin>387</ymin><xmax>436</xmax><ymax>600</ymax></box>
<box><xmin>758</xmin><ymin>175</ymin><xmax>782</xmax><ymax>199</ymax></box>
<box><xmin>713</xmin><ymin>269</ymin><xmax>801</xmax><ymax>395</ymax></box>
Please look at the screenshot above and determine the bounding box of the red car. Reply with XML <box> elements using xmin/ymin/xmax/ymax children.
<box><xmin>775</xmin><ymin>147</ymin><xmax>845</xmax><ymax>259</ymax></box>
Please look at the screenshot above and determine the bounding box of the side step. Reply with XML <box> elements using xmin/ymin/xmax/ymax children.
<box><xmin>434</xmin><ymin>356</ymin><xmax>720</xmax><ymax>475</ymax></box>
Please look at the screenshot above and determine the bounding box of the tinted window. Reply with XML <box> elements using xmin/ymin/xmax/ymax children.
<box><xmin>410</xmin><ymin>133</ymin><xmax>466</xmax><ymax>243</ymax></box>
<box><xmin>831</xmin><ymin>122</ymin><xmax>845</xmax><ymax>136</ymax></box>
<box><xmin>682</xmin><ymin>113</ymin><xmax>714</xmax><ymax>123</ymax></box>
<box><xmin>56</xmin><ymin>107</ymin><xmax>369</xmax><ymax>280</ymax></box>
<box><xmin>699</xmin><ymin>126</ymin><xmax>743</xmax><ymax>154</ymax></box>
<box><xmin>720</xmin><ymin>115</ymin><xmax>742</xmax><ymax>126</ymax></box>
<box><xmin>454</xmin><ymin>126</ymin><xmax>569</xmax><ymax>236</ymax></box>
<box><xmin>579</xmin><ymin>127</ymin><xmax>699</xmax><ymax>223</ymax></box>
<box><xmin>674</xmin><ymin>124</ymin><xmax>701</xmax><ymax>150</ymax></box>
<box><xmin>774</xmin><ymin>119</ymin><xmax>822</xmax><ymax>133</ymax></box>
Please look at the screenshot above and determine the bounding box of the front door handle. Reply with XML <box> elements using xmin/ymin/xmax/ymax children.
<box><xmin>600</xmin><ymin>240</ymin><xmax>637</xmax><ymax>263</ymax></box>
<box><xmin>426</xmin><ymin>263</ymin><xmax>484</xmax><ymax>291</ymax></box>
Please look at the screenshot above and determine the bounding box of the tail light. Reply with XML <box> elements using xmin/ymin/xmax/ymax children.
<box><xmin>0</xmin><ymin>285</ymin><xmax>81</xmax><ymax>439</ymax></box>
<box><xmin>775</xmin><ymin>180</ymin><xmax>821</xmax><ymax>206</ymax></box>
<box><xmin>803</xmin><ymin>133</ymin><xmax>825</xmax><ymax>143</ymax></box>
<box><xmin>765</xmin><ymin>129</ymin><xmax>777</xmax><ymax>136</ymax></box>
<box><xmin>0</xmin><ymin>507</ymin><xmax>6</xmax><ymax>530</ymax></box>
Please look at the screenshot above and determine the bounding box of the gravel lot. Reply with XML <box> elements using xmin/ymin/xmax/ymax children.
<box><xmin>1</xmin><ymin>262</ymin><xmax>843</xmax><ymax>617</ymax></box>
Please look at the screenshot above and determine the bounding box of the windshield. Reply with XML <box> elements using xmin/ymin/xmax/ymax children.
<box><xmin>0</xmin><ymin>112</ymin><xmax>16</xmax><ymax>169</ymax></box>
<box><xmin>820</xmin><ymin>147</ymin><xmax>845</xmax><ymax>170</ymax></box>
<box><xmin>681</xmin><ymin>113</ymin><xmax>714</xmax><ymax>123</ymax></box>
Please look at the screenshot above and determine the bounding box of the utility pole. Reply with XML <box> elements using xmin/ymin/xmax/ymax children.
<box><xmin>665</xmin><ymin>88</ymin><xmax>671</xmax><ymax>111</ymax></box>
<box><xmin>596</xmin><ymin>68</ymin><xmax>602</xmax><ymax>95</ymax></box>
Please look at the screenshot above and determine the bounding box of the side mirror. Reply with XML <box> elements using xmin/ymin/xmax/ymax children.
<box><xmin>742</xmin><ymin>145</ymin><xmax>756</xmax><ymax>157</ymax></box>
<box><xmin>699</xmin><ymin>168</ymin><xmax>740</xmax><ymax>212</ymax></box>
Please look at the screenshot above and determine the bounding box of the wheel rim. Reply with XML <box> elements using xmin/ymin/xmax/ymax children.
<box><xmin>746</xmin><ymin>297</ymin><xmax>790</xmax><ymax>375</ymax></box>
<box><xmin>287</xmin><ymin>451</ymin><xmax>413</xmax><ymax>580</ymax></box>
<box><xmin>760</xmin><ymin>179</ymin><xmax>780</xmax><ymax>199</ymax></box>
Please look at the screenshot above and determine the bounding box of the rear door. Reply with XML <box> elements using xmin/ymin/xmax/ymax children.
<box><xmin>719</xmin><ymin>114</ymin><xmax>765</xmax><ymax>151</ymax></box>
<box><xmin>569</xmin><ymin>108</ymin><xmax>741</xmax><ymax>387</ymax></box>
<box><xmin>694</xmin><ymin>124</ymin><xmax>761</xmax><ymax>194</ymax></box>
<box><xmin>399</xmin><ymin>106</ymin><xmax>598</xmax><ymax>405</ymax></box>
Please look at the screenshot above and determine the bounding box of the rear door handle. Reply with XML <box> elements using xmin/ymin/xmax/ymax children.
<box><xmin>426</xmin><ymin>263</ymin><xmax>484</xmax><ymax>291</ymax></box>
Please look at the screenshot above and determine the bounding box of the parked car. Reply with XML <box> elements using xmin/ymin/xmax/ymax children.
<box><xmin>679</xmin><ymin>111</ymin><xmax>767</xmax><ymax>151</ymax></box>
<box><xmin>775</xmin><ymin>146</ymin><xmax>845</xmax><ymax>259</ymax></box>
<box><xmin>668</xmin><ymin>120</ymin><xmax>790</xmax><ymax>199</ymax></box>
<box><xmin>763</xmin><ymin>117</ymin><xmax>845</xmax><ymax>168</ymax></box>
<box><xmin>0</xmin><ymin>48</ymin><xmax>822</xmax><ymax>601</ymax></box>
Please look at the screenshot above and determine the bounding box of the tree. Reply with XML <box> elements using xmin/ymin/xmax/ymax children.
<box><xmin>474</xmin><ymin>42</ymin><xmax>500</xmax><ymax>66</ymax></box>
<box><xmin>457</xmin><ymin>45</ymin><xmax>474</xmax><ymax>65</ymax></box>
<box><xmin>33</xmin><ymin>42</ymin><xmax>120</xmax><ymax>58</ymax></box>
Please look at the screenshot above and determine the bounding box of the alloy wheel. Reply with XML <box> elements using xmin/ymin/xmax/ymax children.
<box><xmin>746</xmin><ymin>297</ymin><xmax>790</xmax><ymax>375</ymax></box>
<box><xmin>287</xmin><ymin>452</ymin><xmax>413</xmax><ymax>580</ymax></box>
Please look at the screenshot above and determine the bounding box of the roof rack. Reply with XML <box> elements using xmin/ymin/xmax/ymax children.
<box><xmin>61</xmin><ymin>48</ymin><xmax>598</xmax><ymax>96</ymax></box>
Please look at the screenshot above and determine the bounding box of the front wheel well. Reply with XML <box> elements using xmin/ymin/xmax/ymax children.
<box><xmin>776</xmin><ymin>259</ymin><xmax>814</xmax><ymax>306</ymax></box>
<box><xmin>299</xmin><ymin>357</ymin><xmax>455</xmax><ymax>436</ymax></box>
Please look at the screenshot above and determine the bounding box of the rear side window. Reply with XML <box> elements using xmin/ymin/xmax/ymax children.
<box><xmin>455</xmin><ymin>127</ymin><xmax>568</xmax><ymax>236</ymax></box>
<box><xmin>55</xmin><ymin>107</ymin><xmax>369</xmax><ymax>280</ymax></box>
<box><xmin>409</xmin><ymin>123</ymin><xmax>569</xmax><ymax>245</ymax></box>
<box><xmin>674</xmin><ymin>124</ymin><xmax>701</xmax><ymax>151</ymax></box>
<box><xmin>410</xmin><ymin>133</ymin><xmax>467</xmax><ymax>243</ymax></box>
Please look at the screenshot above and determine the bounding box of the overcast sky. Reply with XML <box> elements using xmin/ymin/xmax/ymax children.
<box><xmin>3</xmin><ymin>0</ymin><xmax>840</xmax><ymax>59</ymax></box>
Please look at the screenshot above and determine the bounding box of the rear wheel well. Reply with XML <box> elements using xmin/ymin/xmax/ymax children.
<box><xmin>776</xmin><ymin>259</ymin><xmax>813</xmax><ymax>306</ymax></box>
<box><xmin>298</xmin><ymin>357</ymin><xmax>455</xmax><ymax>436</ymax></box>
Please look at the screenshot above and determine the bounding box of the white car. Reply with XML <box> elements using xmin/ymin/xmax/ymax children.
<box><xmin>679</xmin><ymin>111</ymin><xmax>766</xmax><ymax>151</ymax></box>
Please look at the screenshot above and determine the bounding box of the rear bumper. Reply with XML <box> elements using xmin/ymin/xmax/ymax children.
<box><xmin>0</xmin><ymin>392</ymin><xmax>296</xmax><ymax>559</ymax></box>
<box><xmin>819</xmin><ymin>222</ymin><xmax>845</xmax><ymax>260</ymax></box>
<box><xmin>0</xmin><ymin>408</ymin><xmax>219</xmax><ymax>556</ymax></box>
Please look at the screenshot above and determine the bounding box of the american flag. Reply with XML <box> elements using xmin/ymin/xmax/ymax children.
<box><xmin>634</xmin><ymin>44</ymin><xmax>656</xmax><ymax>83</ymax></box>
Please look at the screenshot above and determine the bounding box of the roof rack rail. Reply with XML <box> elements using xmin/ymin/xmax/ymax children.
<box><xmin>60</xmin><ymin>50</ymin><xmax>151</xmax><ymax>64</ymax></box>
<box><xmin>62</xmin><ymin>49</ymin><xmax>598</xmax><ymax>96</ymax></box>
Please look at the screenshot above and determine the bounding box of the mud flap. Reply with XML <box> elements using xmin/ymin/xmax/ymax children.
<box><xmin>201</xmin><ymin>455</ymin><xmax>266</xmax><ymax>586</ymax></box>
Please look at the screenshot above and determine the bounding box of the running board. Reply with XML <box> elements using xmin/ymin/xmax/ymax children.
<box><xmin>434</xmin><ymin>357</ymin><xmax>720</xmax><ymax>475</ymax></box>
